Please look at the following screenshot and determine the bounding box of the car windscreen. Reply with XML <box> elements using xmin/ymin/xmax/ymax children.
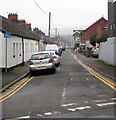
<box><xmin>30</xmin><ymin>53</ymin><xmax>50</xmax><ymax>60</ymax></box>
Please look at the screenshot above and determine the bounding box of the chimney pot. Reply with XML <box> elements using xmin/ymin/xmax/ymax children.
<box><xmin>8</xmin><ymin>13</ymin><xmax>18</xmax><ymax>21</ymax></box>
<box><xmin>18</xmin><ymin>19</ymin><xmax>26</xmax><ymax>26</ymax></box>
<box><xmin>25</xmin><ymin>23</ymin><xmax>31</xmax><ymax>30</ymax></box>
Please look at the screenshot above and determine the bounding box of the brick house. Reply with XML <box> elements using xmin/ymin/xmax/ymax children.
<box><xmin>72</xmin><ymin>17</ymin><xmax>108</xmax><ymax>50</ymax></box>
<box><xmin>84</xmin><ymin>17</ymin><xmax>108</xmax><ymax>49</ymax></box>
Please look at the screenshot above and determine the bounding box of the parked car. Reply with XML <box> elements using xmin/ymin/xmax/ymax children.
<box><xmin>45</xmin><ymin>51</ymin><xmax>61</xmax><ymax>67</ymax></box>
<box><xmin>45</xmin><ymin>44</ymin><xmax>61</xmax><ymax>56</ymax></box>
<box><xmin>90</xmin><ymin>46</ymin><xmax>99</xmax><ymax>57</ymax></box>
<box><xmin>45</xmin><ymin>44</ymin><xmax>59</xmax><ymax>52</ymax></box>
<box><xmin>29</xmin><ymin>51</ymin><xmax>56</xmax><ymax>76</ymax></box>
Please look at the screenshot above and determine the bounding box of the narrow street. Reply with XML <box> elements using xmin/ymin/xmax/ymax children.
<box><xmin>2</xmin><ymin>50</ymin><xmax>115</xmax><ymax>119</ymax></box>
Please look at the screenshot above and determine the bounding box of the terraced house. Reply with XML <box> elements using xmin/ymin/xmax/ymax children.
<box><xmin>0</xmin><ymin>13</ymin><xmax>47</xmax><ymax>72</ymax></box>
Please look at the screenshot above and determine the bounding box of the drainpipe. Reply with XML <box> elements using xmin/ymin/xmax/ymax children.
<box><xmin>22</xmin><ymin>37</ymin><xmax>24</xmax><ymax>65</ymax></box>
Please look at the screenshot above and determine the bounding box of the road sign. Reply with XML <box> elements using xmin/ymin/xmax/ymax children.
<box><xmin>4</xmin><ymin>33</ymin><xmax>11</xmax><ymax>38</ymax></box>
<box><xmin>40</xmin><ymin>36</ymin><xmax>44</xmax><ymax>41</ymax></box>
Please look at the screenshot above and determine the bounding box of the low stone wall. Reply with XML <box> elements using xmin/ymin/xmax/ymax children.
<box><xmin>99</xmin><ymin>37</ymin><xmax>116</xmax><ymax>66</ymax></box>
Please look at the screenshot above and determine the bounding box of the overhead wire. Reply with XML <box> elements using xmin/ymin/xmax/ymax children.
<box><xmin>33</xmin><ymin>0</ymin><xmax>48</xmax><ymax>15</ymax></box>
<box><xmin>33</xmin><ymin>0</ymin><xmax>57</xmax><ymax>35</ymax></box>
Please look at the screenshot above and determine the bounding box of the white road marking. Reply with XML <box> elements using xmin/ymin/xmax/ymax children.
<box><xmin>96</xmin><ymin>102</ymin><xmax>116</xmax><ymax>107</ymax></box>
<box><xmin>93</xmin><ymin>100</ymin><xmax>107</xmax><ymax>103</ymax></box>
<box><xmin>68</xmin><ymin>106</ymin><xmax>91</xmax><ymax>111</ymax></box>
<box><xmin>61</xmin><ymin>83</ymin><xmax>66</xmax><ymax>105</ymax></box>
<box><xmin>85</xmin><ymin>101</ymin><xmax>89</xmax><ymax>103</ymax></box>
<box><xmin>37</xmin><ymin>114</ymin><xmax>43</xmax><ymax>117</ymax></box>
<box><xmin>44</xmin><ymin>111</ymin><xmax>60</xmax><ymax>116</ymax></box>
<box><xmin>15</xmin><ymin>116</ymin><xmax>30</xmax><ymax>119</ymax></box>
<box><xmin>111</xmin><ymin>98</ymin><xmax>116</xmax><ymax>100</ymax></box>
<box><xmin>62</xmin><ymin>103</ymin><xmax>77</xmax><ymax>107</ymax></box>
<box><xmin>86</xmin><ymin>77</ymin><xmax>89</xmax><ymax>80</ymax></box>
<box><xmin>44</xmin><ymin>112</ymin><xmax>53</xmax><ymax>116</ymax></box>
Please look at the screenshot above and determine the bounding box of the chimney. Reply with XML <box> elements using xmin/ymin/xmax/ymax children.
<box><xmin>33</xmin><ymin>28</ymin><xmax>45</xmax><ymax>36</ymax></box>
<box><xmin>33</xmin><ymin>27</ymin><xmax>39</xmax><ymax>32</ymax></box>
<box><xmin>8</xmin><ymin>13</ymin><xmax>18</xmax><ymax>21</ymax></box>
<box><xmin>25</xmin><ymin>23</ymin><xmax>31</xmax><ymax>30</ymax></box>
<box><xmin>18</xmin><ymin>19</ymin><xmax>26</xmax><ymax>26</ymax></box>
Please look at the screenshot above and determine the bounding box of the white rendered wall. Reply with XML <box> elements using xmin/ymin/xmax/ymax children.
<box><xmin>99</xmin><ymin>37</ymin><xmax>116</xmax><ymax>66</ymax></box>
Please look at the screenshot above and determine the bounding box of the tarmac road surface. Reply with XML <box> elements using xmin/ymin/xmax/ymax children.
<box><xmin>1</xmin><ymin>50</ymin><xmax>116</xmax><ymax>119</ymax></box>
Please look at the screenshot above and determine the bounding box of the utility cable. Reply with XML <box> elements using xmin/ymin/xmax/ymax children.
<box><xmin>33</xmin><ymin>0</ymin><xmax>48</xmax><ymax>15</ymax></box>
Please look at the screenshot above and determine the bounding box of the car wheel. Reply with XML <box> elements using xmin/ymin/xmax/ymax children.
<box><xmin>51</xmin><ymin>68</ymin><xmax>56</xmax><ymax>74</ymax></box>
<box><xmin>30</xmin><ymin>71</ymin><xmax>34</xmax><ymax>76</ymax></box>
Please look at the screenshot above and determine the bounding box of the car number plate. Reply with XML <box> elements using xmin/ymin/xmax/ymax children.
<box><xmin>37</xmin><ymin>66</ymin><xmax>46</xmax><ymax>69</ymax></box>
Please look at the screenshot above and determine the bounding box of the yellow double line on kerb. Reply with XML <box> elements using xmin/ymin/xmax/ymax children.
<box><xmin>70</xmin><ymin>52</ymin><xmax>116</xmax><ymax>91</ymax></box>
<box><xmin>0</xmin><ymin>77</ymin><xmax>34</xmax><ymax>102</ymax></box>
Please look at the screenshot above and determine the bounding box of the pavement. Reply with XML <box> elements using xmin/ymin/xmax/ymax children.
<box><xmin>72</xmin><ymin>50</ymin><xmax>115</xmax><ymax>81</ymax></box>
<box><xmin>1</xmin><ymin>50</ymin><xmax>115</xmax><ymax>92</ymax></box>
<box><xmin>1</xmin><ymin>62</ymin><xmax>29</xmax><ymax>92</ymax></box>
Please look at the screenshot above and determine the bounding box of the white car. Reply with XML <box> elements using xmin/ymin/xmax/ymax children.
<box><xmin>45</xmin><ymin>44</ymin><xmax>59</xmax><ymax>52</ymax></box>
<box><xmin>45</xmin><ymin>44</ymin><xmax>61</xmax><ymax>56</ymax></box>
<box><xmin>44</xmin><ymin>51</ymin><xmax>61</xmax><ymax>67</ymax></box>
<box><xmin>90</xmin><ymin>47</ymin><xmax>99</xmax><ymax>57</ymax></box>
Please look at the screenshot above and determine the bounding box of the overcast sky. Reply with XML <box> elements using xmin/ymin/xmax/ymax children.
<box><xmin>0</xmin><ymin>0</ymin><xmax>109</xmax><ymax>35</ymax></box>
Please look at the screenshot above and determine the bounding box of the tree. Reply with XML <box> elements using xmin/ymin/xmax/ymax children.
<box><xmin>90</xmin><ymin>35</ymin><xmax>98</xmax><ymax>46</ymax></box>
<box><xmin>90</xmin><ymin>34</ymin><xmax>108</xmax><ymax>46</ymax></box>
<box><xmin>97</xmin><ymin>34</ymin><xmax>108</xmax><ymax>43</ymax></box>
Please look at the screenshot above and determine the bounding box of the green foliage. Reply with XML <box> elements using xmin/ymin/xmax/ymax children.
<box><xmin>90</xmin><ymin>34</ymin><xmax>107</xmax><ymax>46</ymax></box>
<box><xmin>90</xmin><ymin>35</ymin><xmax>98</xmax><ymax>46</ymax></box>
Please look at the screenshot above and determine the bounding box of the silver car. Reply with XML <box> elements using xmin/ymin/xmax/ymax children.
<box><xmin>45</xmin><ymin>51</ymin><xmax>61</xmax><ymax>67</ymax></box>
<box><xmin>29</xmin><ymin>51</ymin><xmax>56</xmax><ymax>76</ymax></box>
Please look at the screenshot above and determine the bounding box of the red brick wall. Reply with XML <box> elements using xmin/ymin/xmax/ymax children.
<box><xmin>25</xmin><ymin>23</ymin><xmax>31</xmax><ymax>30</ymax></box>
<box><xmin>8</xmin><ymin>13</ymin><xmax>18</xmax><ymax>21</ymax></box>
<box><xmin>85</xmin><ymin>18</ymin><xmax>108</xmax><ymax>41</ymax></box>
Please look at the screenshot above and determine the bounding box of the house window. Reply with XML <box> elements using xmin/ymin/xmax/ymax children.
<box><xmin>13</xmin><ymin>43</ymin><xmax>15</xmax><ymax>58</ymax></box>
<box><xmin>19</xmin><ymin>43</ymin><xmax>21</xmax><ymax>56</ymax></box>
<box><xmin>25</xmin><ymin>43</ymin><xmax>28</xmax><ymax>52</ymax></box>
<box><xmin>31</xmin><ymin>43</ymin><xmax>33</xmax><ymax>52</ymax></box>
<box><xmin>16</xmin><ymin>43</ymin><xmax>18</xmax><ymax>57</ymax></box>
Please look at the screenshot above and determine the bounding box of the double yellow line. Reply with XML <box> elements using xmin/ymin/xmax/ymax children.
<box><xmin>71</xmin><ymin>52</ymin><xmax>116</xmax><ymax>91</ymax></box>
<box><xmin>0</xmin><ymin>77</ymin><xmax>34</xmax><ymax>102</ymax></box>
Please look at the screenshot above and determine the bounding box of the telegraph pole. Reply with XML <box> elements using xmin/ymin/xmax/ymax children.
<box><xmin>55</xmin><ymin>28</ymin><xmax>57</xmax><ymax>37</ymax></box>
<box><xmin>48</xmin><ymin>12</ymin><xmax>51</xmax><ymax>38</ymax></box>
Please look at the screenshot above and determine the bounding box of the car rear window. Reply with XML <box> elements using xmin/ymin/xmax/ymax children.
<box><xmin>31</xmin><ymin>53</ymin><xmax>50</xmax><ymax>60</ymax></box>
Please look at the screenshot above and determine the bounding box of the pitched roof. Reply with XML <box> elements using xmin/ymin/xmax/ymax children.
<box><xmin>84</xmin><ymin>17</ymin><xmax>108</xmax><ymax>32</ymax></box>
<box><xmin>73</xmin><ymin>30</ymin><xmax>84</xmax><ymax>36</ymax></box>
<box><xmin>0</xmin><ymin>15</ymin><xmax>40</xmax><ymax>40</ymax></box>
